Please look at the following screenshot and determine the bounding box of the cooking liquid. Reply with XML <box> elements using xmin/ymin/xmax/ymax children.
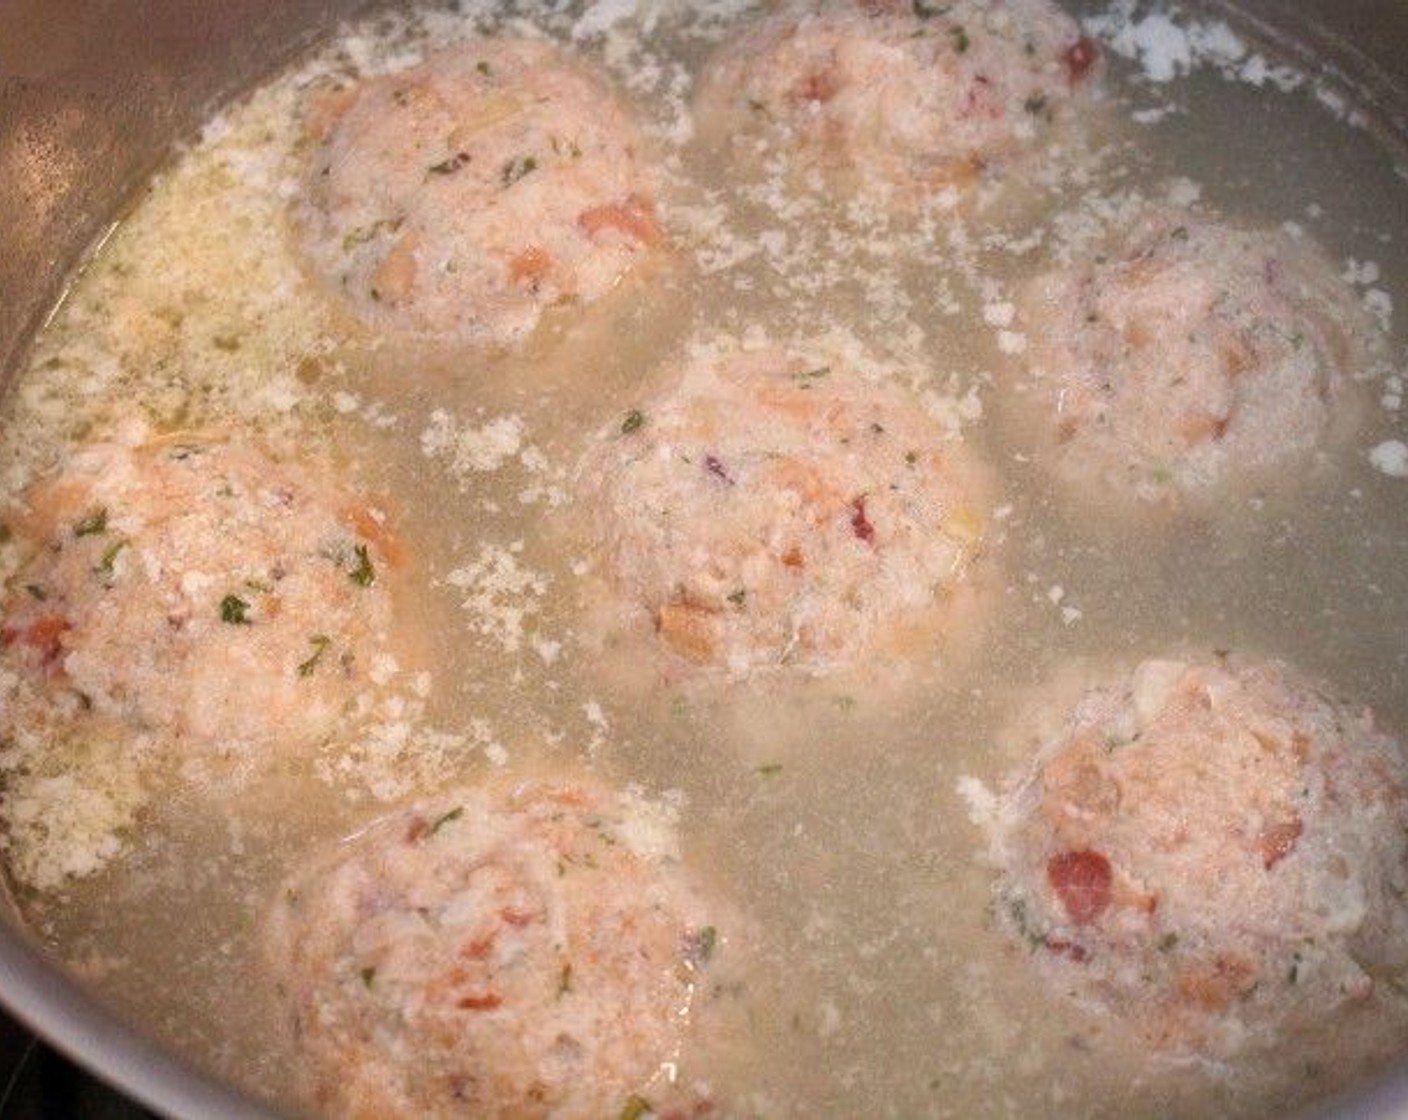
<box><xmin>3</xmin><ymin>2</ymin><xmax>1408</xmax><ymax>1116</ymax></box>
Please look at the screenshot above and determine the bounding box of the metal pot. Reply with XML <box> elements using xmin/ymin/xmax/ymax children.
<box><xmin>1</xmin><ymin>2</ymin><xmax>1407</xmax><ymax>1116</ymax></box>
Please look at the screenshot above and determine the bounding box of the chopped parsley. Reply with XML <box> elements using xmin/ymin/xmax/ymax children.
<box><xmin>74</xmin><ymin>508</ymin><xmax>109</xmax><ymax>537</ymax></box>
<box><xmin>550</xmin><ymin>134</ymin><xmax>583</xmax><ymax>159</ymax></box>
<box><xmin>360</xmin><ymin>966</ymin><xmax>376</xmax><ymax>989</ymax></box>
<box><xmin>342</xmin><ymin>217</ymin><xmax>402</xmax><ymax>252</ymax></box>
<box><xmin>24</xmin><ymin>584</ymin><xmax>46</xmax><ymax>601</ymax></box>
<box><xmin>619</xmin><ymin>1096</ymin><xmax>653</xmax><ymax>1120</ymax></box>
<box><xmin>1023</xmin><ymin>94</ymin><xmax>1047</xmax><ymax>115</ymax></box>
<box><xmin>212</xmin><ymin>334</ymin><xmax>240</xmax><ymax>353</ymax></box>
<box><xmin>428</xmin><ymin>151</ymin><xmax>471</xmax><ymax>176</ymax></box>
<box><xmin>950</xmin><ymin>26</ymin><xmax>970</xmax><ymax>53</ymax></box>
<box><xmin>557</xmin><ymin>961</ymin><xmax>573</xmax><ymax>997</ymax></box>
<box><xmin>429</xmin><ymin>806</ymin><xmax>463</xmax><ymax>835</ymax></box>
<box><xmin>476</xmin><ymin>60</ymin><xmax>492</xmax><ymax>76</ymax></box>
<box><xmin>348</xmin><ymin>543</ymin><xmax>376</xmax><ymax>587</ymax></box>
<box><xmin>727</xmin><ymin>588</ymin><xmax>747</xmax><ymax>606</ymax></box>
<box><xmin>621</xmin><ymin>409</ymin><xmax>645</xmax><ymax>435</ymax></box>
<box><xmin>501</xmin><ymin>155</ymin><xmax>538</xmax><ymax>187</ymax></box>
<box><xmin>220</xmin><ymin>594</ymin><xmax>252</xmax><ymax>625</ymax></box>
<box><xmin>95</xmin><ymin>538</ymin><xmax>128</xmax><ymax>580</ymax></box>
<box><xmin>756</xmin><ymin>762</ymin><xmax>783</xmax><ymax>777</ymax></box>
<box><xmin>912</xmin><ymin>0</ymin><xmax>949</xmax><ymax>17</ymax></box>
<box><xmin>297</xmin><ymin>635</ymin><xmax>332</xmax><ymax>678</ymax></box>
<box><xmin>693</xmin><ymin>926</ymin><xmax>718</xmax><ymax>963</ymax></box>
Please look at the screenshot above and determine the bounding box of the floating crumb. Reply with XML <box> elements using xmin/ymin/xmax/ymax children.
<box><xmin>956</xmin><ymin>775</ymin><xmax>998</xmax><ymax>829</ymax></box>
<box><xmin>1369</xmin><ymin>440</ymin><xmax>1408</xmax><ymax>478</ymax></box>
<box><xmin>421</xmin><ymin>410</ymin><xmax>526</xmax><ymax>477</ymax></box>
<box><xmin>443</xmin><ymin>543</ymin><xmax>549</xmax><ymax>652</ymax></box>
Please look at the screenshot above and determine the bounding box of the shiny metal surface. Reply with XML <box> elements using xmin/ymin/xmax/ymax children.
<box><xmin>1</xmin><ymin>2</ymin><xmax>1407</xmax><ymax>1117</ymax></box>
<box><xmin>0</xmin><ymin>0</ymin><xmax>376</xmax><ymax>379</ymax></box>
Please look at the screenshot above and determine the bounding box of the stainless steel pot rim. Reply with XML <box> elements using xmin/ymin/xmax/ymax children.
<box><xmin>0</xmin><ymin>927</ymin><xmax>276</xmax><ymax>1118</ymax></box>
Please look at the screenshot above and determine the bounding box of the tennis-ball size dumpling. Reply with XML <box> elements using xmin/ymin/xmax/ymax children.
<box><xmin>264</xmin><ymin>777</ymin><xmax>733</xmax><ymax>1119</ymax></box>
<box><xmin>693</xmin><ymin>0</ymin><xmax>1100</xmax><ymax>200</ymax></box>
<box><xmin>0</xmin><ymin>438</ymin><xmax>403</xmax><ymax>758</ymax></box>
<box><xmin>579</xmin><ymin>340</ymin><xmax>992</xmax><ymax>677</ymax></box>
<box><xmin>986</xmin><ymin>655</ymin><xmax>1408</xmax><ymax>1057</ymax></box>
<box><xmin>1013</xmin><ymin>208</ymin><xmax>1382</xmax><ymax>504</ymax></box>
<box><xmin>296</xmin><ymin>39</ymin><xmax>665</xmax><ymax>348</ymax></box>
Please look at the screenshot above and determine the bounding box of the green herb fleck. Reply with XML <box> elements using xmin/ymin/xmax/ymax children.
<box><xmin>747</xmin><ymin>98</ymin><xmax>767</xmax><ymax>113</ymax></box>
<box><xmin>74</xmin><ymin>508</ymin><xmax>108</xmax><ymax>537</ymax></box>
<box><xmin>551</xmin><ymin>134</ymin><xmax>584</xmax><ymax>159</ymax></box>
<box><xmin>348</xmin><ymin>544</ymin><xmax>376</xmax><ymax>588</ymax></box>
<box><xmin>756</xmin><ymin>763</ymin><xmax>783</xmax><ymax>777</ymax></box>
<box><xmin>693</xmin><ymin>925</ymin><xmax>718</xmax><ymax>963</ymax></box>
<box><xmin>24</xmin><ymin>584</ymin><xmax>46</xmax><ymax>602</ymax></box>
<box><xmin>621</xmin><ymin>409</ymin><xmax>645</xmax><ymax>435</ymax></box>
<box><xmin>297</xmin><ymin>635</ymin><xmax>333</xmax><ymax>678</ymax></box>
<box><xmin>904</xmin><ymin>450</ymin><xmax>920</xmax><ymax>466</ymax></box>
<box><xmin>429</xmin><ymin>151</ymin><xmax>471</xmax><ymax>175</ymax></box>
<box><xmin>245</xmin><ymin>578</ymin><xmax>274</xmax><ymax>594</ymax></box>
<box><xmin>220</xmin><ymin>594</ymin><xmax>252</xmax><ymax>625</ymax></box>
<box><xmin>1158</xmin><ymin>932</ymin><xmax>1179</xmax><ymax>952</ymax></box>
<box><xmin>501</xmin><ymin>155</ymin><xmax>539</xmax><ymax>187</ymax></box>
<box><xmin>912</xmin><ymin>0</ymin><xmax>949</xmax><ymax>17</ymax></box>
<box><xmin>1170</xmin><ymin>225</ymin><xmax>1190</xmax><ymax>242</ymax></box>
<box><xmin>476</xmin><ymin>60</ymin><xmax>492</xmax><ymax>76</ymax></box>
<box><xmin>1023</xmin><ymin>94</ymin><xmax>1047</xmax><ymax>115</ymax></box>
<box><xmin>360</xmin><ymin>966</ymin><xmax>376</xmax><ymax>989</ymax></box>
<box><xmin>619</xmin><ymin>1095</ymin><xmax>652</xmax><ymax>1120</ymax></box>
<box><xmin>342</xmin><ymin>217</ymin><xmax>402</xmax><ymax>252</ymax></box>
<box><xmin>558</xmin><ymin>961</ymin><xmax>573</xmax><ymax>996</ymax></box>
<box><xmin>726</xmin><ymin>588</ymin><xmax>747</xmax><ymax>606</ymax></box>
<box><xmin>834</xmin><ymin>694</ymin><xmax>857</xmax><ymax>712</ymax></box>
<box><xmin>795</xmin><ymin>365</ymin><xmax>831</xmax><ymax>380</ymax></box>
<box><xmin>429</xmin><ymin>806</ymin><xmax>463</xmax><ymax>835</ymax></box>
<box><xmin>96</xmin><ymin>538</ymin><xmax>128</xmax><ymax>580</ymax></box>
<box><xmin>950</xmin><ymin>25</ymin><xmax>970</xmax><ymax>53</ymax></box>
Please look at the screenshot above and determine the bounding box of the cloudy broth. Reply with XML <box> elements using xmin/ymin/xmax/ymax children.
<box><xmin>4</xmin><ymin>1</ymin><xmax>1408</xmax><ymax>1117</ymax></box>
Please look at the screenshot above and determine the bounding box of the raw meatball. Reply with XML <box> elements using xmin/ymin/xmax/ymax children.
<box><xmin>1014</xmin><ymin>209</ymin><xmax>1381</xmax><ymax>503</ymax></box>
<box><xmin>264</xmin><ymin>778</ymin><xmax>731</xmax><ymax>1119</ymax></box>
<box><xmin>0</xmin><ymin>438</ymin><xmax>402</xmax><ymax>758</ymax></box>
<box><xmin>296</xmin><ymin>39</ymin><xmax>664</xmax><ymax>346</ymax></box>
<box><xmin>578</xmin><ymin>341</ymin><xmax>991</xmax><ymax>676</ymax></box>
<box><xmin>693</xmin><ymin>0</ymin><xmax>1099</xmax><ymax>200</ymax></box>
<box><xmin>986</xmin><ymin>655</ymin><xmax>1408</xmax><ymax>1056</ymax></box>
